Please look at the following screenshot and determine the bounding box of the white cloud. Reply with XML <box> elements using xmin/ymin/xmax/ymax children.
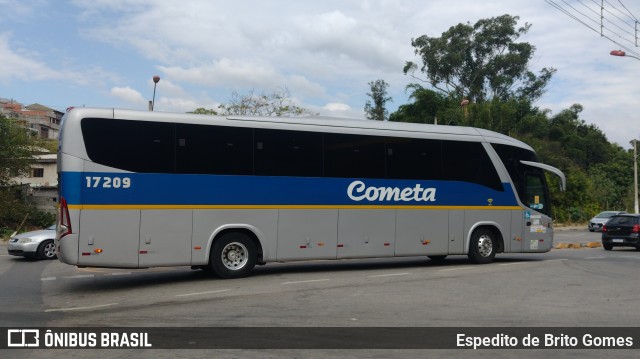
<box><xmin>149</xmin><ymin>77</ymin><xmax>187</xmax><ymax>98</ymax></box>
<box><xmin>0</xmin><ymin>32</ymin><xmax>123</xmax><ymax>90</ymax></box>
<box><xmin>155</xmin><ymin>97</ymin><xmax>205</xmax><ymax>113</ymax></box>
<box><xmin>0</xmin><ymin>0</ymin><xmax>45</xmax><ymax>22</ymax></box>
<box><xmin>2</xmin><ymin>0</ymin><xmax>640</xmax><ymax>147</ymax></box>
<box><xmin>159</xmin><ymin>58</ymin><xmax>281</xmax><ymax>89</ymax></box>
<box><xmin>0</xmin><ymin>32</ymin><xmax>62</xmax><ymax>83</ymax></box>
<box><xmin>323</xmin><ymin>102</ymin><xmax>351</xmax><ymax>112</ymax></box>
<box><xmin>110</xmin><ymin>86</ymin><xmax>145</xmax><ymax>104</ymax></box>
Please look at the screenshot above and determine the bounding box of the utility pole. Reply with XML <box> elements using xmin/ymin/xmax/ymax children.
<box><xmin>150</xmin><ymin>75</ymin><xmax>160</xmax><ymax>111</ymax></box>
<box><xmin>633</xmin><ymin>139</ymin><xmax>639</xmax><ymax>214</ymax></box>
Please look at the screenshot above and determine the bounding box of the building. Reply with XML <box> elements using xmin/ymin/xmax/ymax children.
<box><xmin>0</xmin><ymin>98</ymin><xmax>62</xmax><ymax>140</ymax></box>
<box><xmin>1</xmin><ymin>98</ymin><xmax>61</xmax><ymax>214</ymax></box>
<box><xmin>10</xmin><ymin>149</ymin><xmax>59</xmax><ymax>214</ymax></box>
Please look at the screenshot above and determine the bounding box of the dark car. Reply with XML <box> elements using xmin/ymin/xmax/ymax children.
<box><xmin>588</xmin><ymin>211</ymin><xmax>626</xmax><ymax>232</ymax></box>
<box><xmin>601</xmin><ymin>214</ymin><xmax>640</xmax><ymax>250</ymax></box>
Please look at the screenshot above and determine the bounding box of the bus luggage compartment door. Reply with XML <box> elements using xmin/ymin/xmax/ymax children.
<box><xmin>78</xmin><ymin>209</ymin><xmax>140</xmax><ymax>267</ymax></box>
<box><xmin>139</xmin><ymin>210</ymin><xmax>193</xmax><ymax>267</ymax></box>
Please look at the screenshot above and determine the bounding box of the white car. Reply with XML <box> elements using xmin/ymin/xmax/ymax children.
<box><xmin>7</xmin><ymin>225</ymin><xmax>57</xmax><ymax>260</ymax></box>
<box><xmin>588</xmin><ymin>211</ymin><xmax>625</xmax><ymax>232</ymax></box>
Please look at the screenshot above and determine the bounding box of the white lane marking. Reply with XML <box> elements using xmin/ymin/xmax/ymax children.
<box><xmin>585</xmin><ymin>256</ymin><xmax>606</xmax><ymax>259</ymax></box>
<box><xmin>282</xmin><ymin>279</ymin><xmax>330</xmax><ymax>285</ymax></box>
<box><xmin>45</xmin><ymin>303</ymin><xmax>118</xmax><ymax>312</ymax></box>
<box><xmin>41</xmin><ymin>272</ymin><xmax>131</xmax><ymax>281</ymax></box>
<box><xmin>438</xmin><ymin>267</ymin><xmax>474</xmax><ymax>272</ymax></box>
<box><xmin>175</xmin><ymin>289</ymin><xmax>231</xmax><ymax>297</ymax></box>
<box><xmin>368</xmin><ymin>272</ymin><xmax>411</xmax><ymax>278</ymax></box>
<box><xmin>64</xmin><ymin>274</ymin><xmax>95</xmax><ymax>279</ymax></box>
<box><xmin>620</xmin><ymin>256</ymin><xmax>640</xmax><ymax>260</ymax></box>
<box><xmin>544</xmin><ymin>259</ymin><xmax>568</xmax><ymax>262</ymax></box>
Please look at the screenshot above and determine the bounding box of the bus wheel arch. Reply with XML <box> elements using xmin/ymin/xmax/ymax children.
<box><xmin>467</xmin><ymin>225</ymin><xmax>503</xmax><ymax>264</ymax></box>
<box><xmin>209</xmin><ymin>228</ymin><xmax>263</xmax><ymax>278</ymax></box>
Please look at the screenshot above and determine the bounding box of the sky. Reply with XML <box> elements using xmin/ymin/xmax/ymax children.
<box><xmin>1</xmin><ymin>0</ymin><xmax>639</xmax><ymax>148</ymax></box>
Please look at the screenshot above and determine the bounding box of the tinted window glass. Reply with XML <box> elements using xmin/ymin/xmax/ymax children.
<box><xmin>492</xmin><ymin>143</ymin><xmax>541</xmax><ymax>203</ymax></box>
<box><xmin>176</xmin><ymin>124</ymin><xmax>252</xmax><ymax>175</ymax></box>
<box><xmin>524</xmin><ymin>172</ymin><xmax>550</xmax><ymax>215</ymax></box>
<box><xmin>255</xmin><ymin>129</ymin><xmax>323</xmax><ymax>177</ymax></box>
<box><xmin>386</xmin><ymin>138</ymin><xmax>443</xmax><ymax>180</ymax></box>
<box><xmin>81</xmin><ymin>117</ymin><xmax>512</xmax><ymax>188</ymax></box>
<box><xmin>325</xmin><ymin>133</ymin><xmax>385</xmax><ymax>178</ymax></box>
<box><xmin>443</xmin><ymin>141</ymin><xmax>502</xmax><ymax>191</ymax></box>
<box><xmin>82</xmin><ymin>118</ymin><xmax>175</xmax><ymax>173</ymax></box>
<box><xmin>607</xmin><ymin>216</ymin><xmax>639</xmax><ymax>226</ymax></box>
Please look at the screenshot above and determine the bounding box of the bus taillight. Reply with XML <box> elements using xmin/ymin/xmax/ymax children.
<box><xmin>59</xmin><ymin>197</ymin><xmax>72</xmax><ymax>238</ymax></box>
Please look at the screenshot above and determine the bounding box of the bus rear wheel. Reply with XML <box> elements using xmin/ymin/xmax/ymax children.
<box><xmin>210</xmin><ymin>232</ymin><xmax>257</xmax><ymax>279</ymax></box>
<box><xmin>468</xmin><ymin>228</ymin><xmax>496</xmax><ymax>264</ymax></box>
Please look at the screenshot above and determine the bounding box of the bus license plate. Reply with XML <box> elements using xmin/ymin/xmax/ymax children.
<box><xmin>612</xmin><ymin>239</ymin><xmax>624</xmax><ymax>243</ymax></box>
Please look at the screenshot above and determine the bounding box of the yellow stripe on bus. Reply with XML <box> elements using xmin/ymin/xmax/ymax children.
<box><xmin>68</xmin><ymin>204</ymin><xmax>523</xmax><ymax>211</ymax></box>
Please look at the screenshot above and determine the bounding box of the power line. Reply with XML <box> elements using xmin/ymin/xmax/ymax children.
<box><xmin>614</xmin><ymin>0</ymin><xmax>639</xmax><ymax>22</ymax></box>
<box><xmin>596</xmin><ymin>0</ymin><xmax>638</xmax><ymax>35</ymax></box>
<box><xmin>602</xmin><ymin>1</ymin><xmax>635</xmax><ymax>25</ymax></box>
<box><xmin>546</xmin><ymin>0</ymin><xmax>640</xmax><ymax>57</ymax></box>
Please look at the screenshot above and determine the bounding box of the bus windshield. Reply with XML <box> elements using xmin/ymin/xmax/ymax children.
<box><xmin>491</xmin><ymin>143</ymin><xmax>553</xmax><ymax>216</ymax></box>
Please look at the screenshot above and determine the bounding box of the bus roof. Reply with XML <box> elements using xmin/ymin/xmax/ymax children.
<box><xmin>227</xmin><ymin>114</ymin><xmax>531</xmax><ymax>149</ymax></box>
<box><xmin>63</xmin><ymin>107</ymin><xmax>533</xmax><ymax>151</ymax></box>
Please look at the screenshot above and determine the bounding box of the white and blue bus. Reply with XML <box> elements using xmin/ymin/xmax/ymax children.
<box><xmin>56</xmin><ymin>108</ymin><xmax>565</xmax><ymax>278</ymax></box>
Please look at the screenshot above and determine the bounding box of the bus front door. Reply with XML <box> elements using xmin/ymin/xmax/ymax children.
<box><xmin>522</xmin><ymin>172</ymin><xmax>554</xmax><ymax>252</ymax></box>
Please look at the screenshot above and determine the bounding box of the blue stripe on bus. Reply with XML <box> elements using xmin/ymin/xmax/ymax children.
<box><xmin>60</xmin><ymin>171</ymin><xmax>519</xmax><ymax>207</ymax></box>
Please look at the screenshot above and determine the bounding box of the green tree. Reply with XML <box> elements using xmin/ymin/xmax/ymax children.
<box><xmin>364</xmin><ymin>79</ymin><xmax>392</xmax><ymax>121</ymax></box>
<box><xmin>0</xmin><ymin>115</ymin><xmax>34</xmax><ymax>186</ymax></box>
<box><xmin>0</xmin><ymin>114</ymin><xmax>42</xmax><ymax>232</ymax></box>
<box><xmin>547</xmin><ymin>104</ymin><xmax>612</xmax><ymax>168</ymax></box>
<box><xmin>386</xmin><ymin>14</ymin><xmax>633</xmax><ymax>223</ymax></box>
<box><xmin>216</xmin><ymin>88</ymin><xmax>314</xmax><ymax>117</ymax></box>
<box><xmin>403</xmin><ymin>14</ymin><xmax>556</xmax><ymax>103</ymax></box>
<box><xmin>389</xmin><ymin>85</ymin><xmax>450</xmax><ymax>124</ymax></box>
<box><xmin>189</xmin><ymin>108</ymin><xmax>218</xmax><ymax>115</ymax></box>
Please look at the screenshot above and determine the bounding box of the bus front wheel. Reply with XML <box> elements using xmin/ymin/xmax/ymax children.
<box><xmin>468</xmin><ymin>228</ymin><xmax>496</xmax><ymax>264</ymax></box>
<box><xmin>210</xmin><ymin>232</ymin><xmax>257</xmax><ymax>279</ymax></box>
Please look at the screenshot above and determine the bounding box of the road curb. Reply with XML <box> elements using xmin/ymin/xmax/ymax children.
<box><xmin>554</xmin><ymin>241</ymin><xmax>601</xmax><ymax>249</ymax></box>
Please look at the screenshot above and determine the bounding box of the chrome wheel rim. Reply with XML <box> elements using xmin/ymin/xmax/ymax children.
<box><xmin>221</xmin><ymin>242</ymin><xmax>249</xmax><ymax>270</ymax></box>
<box><xmin>477</xmin><ymin>234</ymin><xmax>493</xmax><ymax>257</ymax></box>
<box><xmin>44</xmin><ymin>242</ymin><xmax>56</xmax><ymax>258</ymax></box>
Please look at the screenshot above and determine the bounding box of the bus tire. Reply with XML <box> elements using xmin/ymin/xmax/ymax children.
<box><xmin>210</xmin><ymin>232</ymin><xmax>257</xmax><ymax>279</ymax></box>
<box><xmin>468</xmin><ymin>228</ymin><xmax>496</xmax><ymax>264</ymax></box>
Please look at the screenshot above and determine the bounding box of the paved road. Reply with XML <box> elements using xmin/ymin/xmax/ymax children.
<box><xmin>0</xmin><ymin>257</ymin><xmax>63</xmax><ymax>327</ymax></box>
<box><xmin>1</xmin><ymin>229</ymin><xmax>638</xmax><ymax>358</ymax></box>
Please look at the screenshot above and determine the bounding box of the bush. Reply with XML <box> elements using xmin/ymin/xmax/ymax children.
<box><xmin>30</xmin><ymin>211</ymin><xmax>56</xmax><ymax>228</ymax></box>
<box><xmin>0</xmin><ymin>187</ymin><xmax>55</xmax><ymax>237</ymax></box>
